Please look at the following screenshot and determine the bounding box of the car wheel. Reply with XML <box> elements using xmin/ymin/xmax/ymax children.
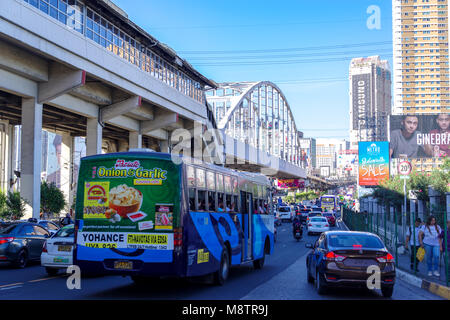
<box><xmin>214</xmin><ymin>247</ymin><xmax>230</xmax><ymax>285</ymax></box>
<box><xmin>46</xmin><ymin>267</ymin><xmax>59</xmax><ymax>276</ymax></box>
<box><xmin>253</xmin><ymin>251</ymin><xmax>265</xmax><ymax>270</ymax></box>
<box><xmin>307</xmin><ymin>266</ymin><xmax>314</xmax><ymax>283</ymax></box>
<box><xmin>14</xmin><ymin>250</ymin><xmax>28</xmax><ymax>269</ymax></box>
<box><xmin>316</xmin><ymin>270</ymin><xmax>327</xmax><ymax>295</ymax></box>
<box><xmin>381</xmin><ymin>286</ymin><xmax>394</xmax><ymax>298</ymax></box>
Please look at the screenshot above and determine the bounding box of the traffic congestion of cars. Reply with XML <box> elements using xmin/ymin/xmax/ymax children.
<box><xmin>1</xmin><ymin>197</ymin><xmax>397</xmax><ymax>298</ymax></box>
<box><xmin>273</xmin><ymin>197</ymin><xmax>396</xmax><ymax>297</ymax></box>
<box><xmin>0</xmin><ymin>217</ymin><xmax>74</xmax><ymax>271</ymax></box>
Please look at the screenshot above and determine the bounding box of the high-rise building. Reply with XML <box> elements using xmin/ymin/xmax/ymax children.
<box><xmin>392</xmin><ymin>0</ymin><xmax>449</xmax><ymax>115</ymax></box>
<box><xmin>299</xmin><ymin>138</ymin><xmax>316</xmax><ymax>172</ymax></box>
<box><xmin>316</xmin><ymin>138</ymin><xmax>350</xmax><ymax>178</ymax></box>
<box><xmin>349</xmin><ymin>56</ymin><xmax>392</xmax><ymax>149</ymax></box>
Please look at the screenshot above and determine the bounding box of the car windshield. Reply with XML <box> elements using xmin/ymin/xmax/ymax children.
<box><xmin>323</xmin><ymin>213</ymin><xmax>332</xmax><ymax>217</ymax></box>
<box><xmin>311</xmin><ymin>218</ymin><xmax>327</xmax><ymax>222</ymax></box>
<box><xmin>0</xmin><ymin>224</ymin><xmax>18</xmax><ymax>234</ymax></box>
<box><xmin>279</xmin><ymin>207</ymin><xmax>290</xmax><ymax>212</ymax></box>
<box><xmin>54</xmin><ymin>225</ymin><xmax>74</xmax><ymax>238</ymax></box>
<box><xmin>328</xmin><ymin>234</ymin><xmax>384</xmax><ymax>249</ymax></box>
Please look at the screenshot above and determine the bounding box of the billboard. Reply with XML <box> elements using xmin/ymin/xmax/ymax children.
<box><xmin>358</xmin><ymin>141</ymin><xmax>389</xmax><ymax>186</ymax></box>
<box><xmin>352</xmin><ymin>74</ymin><xmax>371</xmax><ymax>131</ymax></box>
<box><xmin>277</xmin><ymin>179</ymin><xmax>305</xmax><ymax>189</ymax></box>
<box><xmin>389</xmin><ymin>113</ymin><xmax>450</xmax><ymax>158</ymax></box>
<box><xmin>337</xmin><ymin>150</ymin><xmax>358</xmax><ymax>175</ymax></box>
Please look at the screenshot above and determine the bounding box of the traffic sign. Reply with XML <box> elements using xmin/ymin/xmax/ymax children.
<box><xmin>398</xmin><ymin>161</ymin><xmax>412</xmax><ymax>176</ymax></box>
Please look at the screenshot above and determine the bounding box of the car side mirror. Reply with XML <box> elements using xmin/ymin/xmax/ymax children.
<box><xmin>305</xmin><ymin>243</ymin><xmax>313</xmax><ymax>249</ymax></box>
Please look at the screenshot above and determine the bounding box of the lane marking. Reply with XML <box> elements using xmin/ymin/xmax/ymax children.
<box><xmin>0</xmin><ymin>282</ymin><xmax>24</xmax><ymax>289</ymax></box>
<box><xmin>0</xmin><ymin>285</ymin><xmax>23</xmax><ymax>291</ymax></box>
<box><xmin>28</xmin><ymin>275</ymin><xmax>66</xmax><ymax>283</ymax></box>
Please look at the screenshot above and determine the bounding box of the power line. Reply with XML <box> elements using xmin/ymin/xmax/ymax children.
<box><xmin>178</xmin><ymin>41</ymin><xmax>393</xmax><ymax>55</ymax></box>
<box><xmin>184</xmin><ymin>48</ymin><xmax>393</xmax><ymax>61</ymax></box>
<box><xmin>192</xmin><ymin>54</ymin><xmax>392</xmax><ymax>66</ymax></box>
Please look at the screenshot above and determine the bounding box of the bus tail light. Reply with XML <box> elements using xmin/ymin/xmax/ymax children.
<box><xmin>174</xmin><ymin>228</ymin><xmax>183</xmax><ymax>247</ymax></box>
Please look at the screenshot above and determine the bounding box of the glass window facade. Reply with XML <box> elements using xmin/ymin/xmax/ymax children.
<box><xmin>22</xmin><ymin>0</ymin><xmax>205</xmax><ymax>104</ymax></box>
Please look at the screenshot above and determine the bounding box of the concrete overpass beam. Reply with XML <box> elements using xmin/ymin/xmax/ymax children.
<box><xmin>140</xmin><ymin>111</ymin><xmax>178</xmax><ymax>134</ymax></box>
<box><xmin>20</xmin><ymin>97</ymin><xmax>42</xmax><ymax>219</ymax></box>
<box><xmin>0</xmin><ymin>39</ymin><xmax>48</xmax><ymax>82</ymax></box>
<box><xmin>100</xmin><ymin>96</ymin><xmax>142</xmax><ymax>122</ymax></box>
<box><xmin>38</xmin><ymin>63</ymin><xmax>86</xmax><ymax>104</ymax></box>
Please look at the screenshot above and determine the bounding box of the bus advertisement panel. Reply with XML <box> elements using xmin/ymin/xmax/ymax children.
<box><xmin>75</xmin><ymin>154</ymin><xmax>180</xmax><ymax>259</ymax></box>
<box><xmin>358</xmin><ymin>141</ymin><xmax>390</xmax><ymax>186</ymax></box>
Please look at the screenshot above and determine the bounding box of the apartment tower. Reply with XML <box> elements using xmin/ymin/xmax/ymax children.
<box><xmin>392</xmin><ymin>0</ymin><xmax>449</xmax><ymax>115</ymax></box>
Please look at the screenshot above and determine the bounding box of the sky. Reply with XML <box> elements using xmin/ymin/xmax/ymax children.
<box><xmin>112</xmin><ymin>0</ymin><xmax>393</xmax><ymax>140</ymax></box>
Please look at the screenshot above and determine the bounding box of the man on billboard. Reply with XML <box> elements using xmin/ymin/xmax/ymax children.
<box><xmin>390</xmin><ymin>115</ymin><xmax>424</xmax><ymax>158</ymax></box>
<box><xmin>423</xmin><ymin>113</ymin><xmax>450</xmax><ymax>157</ymax></box>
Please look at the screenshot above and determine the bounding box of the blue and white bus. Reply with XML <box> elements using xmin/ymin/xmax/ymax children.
<box><xmin>74</xmin><ymin>150</ymin><xmax>274</xmax><ymax>285</ymax></box>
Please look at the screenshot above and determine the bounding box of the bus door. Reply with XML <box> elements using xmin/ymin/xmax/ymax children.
<box><xmin>247</xmin><ymin>192</ymin><xmax>253</xmax><ymax>261</ymax></box>
<box><xmin>240</xmin><ymin>191</ymin><xmax>253</xmax><ymax>262</ymax></box>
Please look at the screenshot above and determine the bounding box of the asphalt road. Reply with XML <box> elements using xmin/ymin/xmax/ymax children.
<box><xmin>0</xmin><ymin>221</ymin><xmax>443</xmax><ymax>300</ymax></box>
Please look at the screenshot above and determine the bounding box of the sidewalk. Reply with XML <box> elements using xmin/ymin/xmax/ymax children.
<box><xmin>338</xmin><ymin>219</ymin><xmax>450</xmax><ymax>300</ymax></box>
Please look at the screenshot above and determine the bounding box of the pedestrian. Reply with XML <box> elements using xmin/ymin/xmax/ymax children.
<box><xmin>405</xmin><ymin>218</ymin><xmax>422</xmax><ymax>272</ymax></box>
<box><xmin>61</xmin><ymin>212</ymin><xmax>73</xmax><ymax>226</ymax></box>
<box><xmin>419</xmin><ymin>216</ymin><xmax>443</xmax><ymax>277</ymax></box>
<box><xmin>438</xmin><ymin>219</ymin><xmax>450</xmax><ymax>275</ymax></box>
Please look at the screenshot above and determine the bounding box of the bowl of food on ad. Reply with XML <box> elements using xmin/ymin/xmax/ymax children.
<box><xmin>108</xmin><ymin>184</ymin><xmax>143</xmax><ymax>218</ymax></box>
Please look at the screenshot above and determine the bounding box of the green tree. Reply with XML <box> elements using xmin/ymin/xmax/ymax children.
<box><xmin>429</xmin><ymin>157</ymin><xmax>450</xmax><ymax>195</ymax></box>
<box><xmin>6</xmin><ymin>191</ymin><xmax>27</xmax><ymax>220</ymax></box>
<box><xmin>40</xmin><ymin>181</ymin><xmax>67</xmax><ymax>216</ymax></box>
<box><xmin>408</xmin><ymin>170</ymin><xmax>431</xmax><ymax>201</ymax></box>
<box><xmin>0</xmin><ymin>191</ymin><xmax>8</xmax><ymax>219</ymax></box>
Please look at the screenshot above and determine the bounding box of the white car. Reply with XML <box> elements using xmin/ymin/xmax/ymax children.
<box><xmin>41</xmin><ymin>224</ymin><xmax>74</xmax><ymax>275</ymax></box>
<box><xmin>307</xmin><ymin>217</ymin><xmax>330</xmax><ymax>235</ymax></box>
<box><xmin>277</xmin><ymin>206</ymin><xmax>293</xmax><ymax>222</ymax></box>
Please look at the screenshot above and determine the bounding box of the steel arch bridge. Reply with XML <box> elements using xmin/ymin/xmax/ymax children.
<box><xmin>206</xmin><ymin>81</ymin><xmax>302</xmax><ymax>167</ymax></box>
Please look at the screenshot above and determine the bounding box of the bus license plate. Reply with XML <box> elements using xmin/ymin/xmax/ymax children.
<box><xmin>58</xmin><ymin>245</ymin><xmax>72</xmax><ymax>252</ymax></box>
<box><xmin>114</xmin><ymin>261</ymin><xmax>133</xmax><ymax>270</ymax></box>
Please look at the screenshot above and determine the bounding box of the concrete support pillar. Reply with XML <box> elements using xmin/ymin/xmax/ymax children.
<box><xmin>21</xmin><ymin>97</ymin><xmax>42</xmax><ymax>219</ymax></box>
<box><xmin>86</xmin><ymin>118</ymin><xmax>102</xmax><ymax>156</ymax></box>
<box><xmin>160</xmin><ymin>140</ymin><xmax>169</xmax><ymax>153</ymax></box>
<box><xmin>129</xmin><ymin>131</ymin><xmax>142</xmax><ymax>150</ymax></box>
<box><xmin>61</xmin><ymin>133</ymin><xmax>72</xmax><ymax>210</ymax></box>
<box><xmin>428</xmin><ymin>186</ymin><xmax>440</xmax><ymax>214</ymax></box>
<box><xmin>418</xmin><ymin>200</ymin><xmax>425</xmax><ymax>221</ymax></box>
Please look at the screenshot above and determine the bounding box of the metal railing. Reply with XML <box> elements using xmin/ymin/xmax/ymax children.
<box><xmin>343</xmin><ymin>207</ymin><xmax>449</xmax><ymax>287</ymax></box>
